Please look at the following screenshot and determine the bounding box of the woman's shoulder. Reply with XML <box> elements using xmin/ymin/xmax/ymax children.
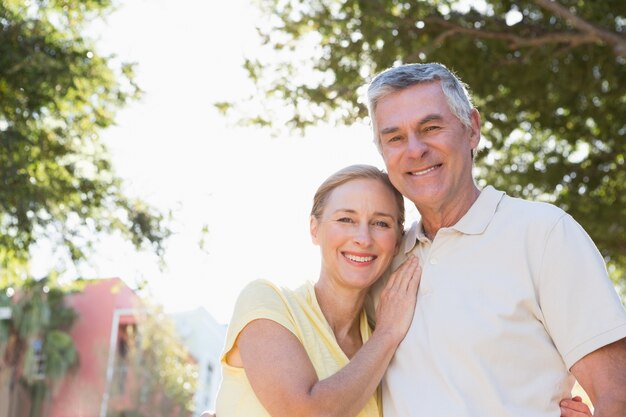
<box><xmin>226</xmin><ymin>280</ymin><xmax>299</xmax><ymax>341</ymax></box>
<box><xmin>241</xmin><ymin>278</ymin><xmax>281</xmax><ymax>293</ymax></box>
<box><xmin>238</xmin><ymin>278</ymin><xmax>296</xmax><ymax>303</ymax></box>
<box><xmin>233</xmin><ymin>279</ymin><xmax>312</xmax><ymax>321</ymax></box>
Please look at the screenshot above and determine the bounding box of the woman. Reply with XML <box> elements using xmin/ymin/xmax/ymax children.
<box><xmin>212</xmin><ymin>165</ymin><xmax>591</xmax><ymax>417</ymax></box>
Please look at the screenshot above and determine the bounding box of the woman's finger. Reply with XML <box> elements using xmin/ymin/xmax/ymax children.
<box><xmin>398</xmin><ymin>256</ymin><xmax>419</xmax><ymax>292</ymax></box>
<box><xmin>386</xmin><ymin>255</ymin><xmax>416</xmax><ymax>291</ymax></box>
<box><xmin>397</xmin><ymin>255</ymin><xmax>419</xmax><ymax>292</ymax></box>
<box><xmin>407</xmin><ymin>262</ymin><xmax>422</xmax><ymax>294</ymax></box>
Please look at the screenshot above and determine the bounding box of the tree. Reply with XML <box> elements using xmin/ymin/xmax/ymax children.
<box><xmin>133</xmin><ymin>307</ymin><xmax>197</xmax><ymax>415</ymax></box>
<box><xmin>108</xmin><ymin>305</ymin><xmax>197</xmax><ymax>416</ymax></box>
<box><xmin>0</xmin><ymin>276</ymin><xmax>80</xmax><ymax>417</ymax></box>
<box><xmin>0</xmin><ymin>0</ymin><xmax>169</xmax><ymax>283</ymax></box>
<box><xmin>221</xmin><ymin>0</ymin><xmax>626</xmax><ymax>292</ymax></box>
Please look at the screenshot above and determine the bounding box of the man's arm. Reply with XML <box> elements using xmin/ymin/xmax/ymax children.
<box><xmin>570</xmin><ymin>337</ymin><xmax>626</xmax><ymax>417</ymax></box>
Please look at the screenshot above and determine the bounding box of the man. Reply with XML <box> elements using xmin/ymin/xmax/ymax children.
<box><xmin>367</xmin><ymin>63</ymin><xmax>626</xmax><ymax>417</ymax></box>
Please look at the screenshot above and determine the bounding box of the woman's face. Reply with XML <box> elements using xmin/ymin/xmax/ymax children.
<box><xmin>310</xmin><ymin>178</ymin><xmax>401</xmax><ymax>291</ymax></box>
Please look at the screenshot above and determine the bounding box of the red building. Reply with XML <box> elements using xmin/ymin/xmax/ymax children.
<box><xmin>44</xmin><ymin>278</ymin><xmax>193</xmax><ymax>417</ymax></box>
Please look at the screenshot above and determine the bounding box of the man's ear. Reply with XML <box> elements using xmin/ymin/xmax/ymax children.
<box><xmin>469</xmin><ymin>108</ymin><xmax>481</xmax><ymax>149</ymax></box>
<box><xmin>310</xmin><ymin>215</ymin><xmax>320</xmax><ymax>245</ymax></box>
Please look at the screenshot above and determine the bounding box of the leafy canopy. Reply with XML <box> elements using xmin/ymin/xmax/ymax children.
<box><xmin>0</xmin><ymin>0</ymin><xmax>169</xmax><ymax>283</ymax></box>
<box><xmin>223</xmin><ymin>0</ymin><xmax>626</xmax><ymax>291</ymax></box>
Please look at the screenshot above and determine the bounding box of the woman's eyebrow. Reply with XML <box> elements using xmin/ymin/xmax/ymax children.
<box><xmin>333</xmin><ymin>209</ymin><xmax>395</xmax><ymax>219</ymax></box>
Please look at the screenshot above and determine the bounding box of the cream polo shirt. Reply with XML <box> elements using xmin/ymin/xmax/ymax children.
<box><xmin>376</xmin><ymin>186</ymin><xmax>626</xmax><ymax>417</ymax></box>
<box><xmin>216</xmin><ymin>279</ymin><xmax>381</xmax><ymax>417</ymax></box>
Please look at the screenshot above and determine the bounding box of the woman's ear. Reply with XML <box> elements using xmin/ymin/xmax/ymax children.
<box><xmin>310</xmin><ymin>215</ymin><xmax>320</xmax><ymax>245</ymax></box>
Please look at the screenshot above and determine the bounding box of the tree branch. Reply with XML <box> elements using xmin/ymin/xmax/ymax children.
<box><xmin>425</xmin><ymin>16</ymin><xmax>599</xmax><ymax>50</ymax></box>
<box><xmin>533</xmin><ymin>0</ymin><xmax>626</xmax><ymax>56</ymax></box>
<box><xmin>420</xmin><ymin>1</ymin><xmax>626</xmax><ymax>57</ymax></box>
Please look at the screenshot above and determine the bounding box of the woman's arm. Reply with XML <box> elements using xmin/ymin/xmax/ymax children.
<box><xmin>236</xmin><ymin>255</ymin><xmax>421</xmax><ymax>417</ymax></box>
<box><xmin>206</xmin><ymin>386</ymin><xmax>593</xmax><ymax>417</ymax></box>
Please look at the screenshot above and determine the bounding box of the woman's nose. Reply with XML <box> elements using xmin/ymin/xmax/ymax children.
<box><xmin>353</xmin><ymin>223</ymin><xmax>373</xmax><ymax>246</ymax></box>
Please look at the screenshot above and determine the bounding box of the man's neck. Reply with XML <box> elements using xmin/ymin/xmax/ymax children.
<box><xmin>419</xmin><ymin>186</ymin><xmax>481</xmax><ymax>240</ymax></box>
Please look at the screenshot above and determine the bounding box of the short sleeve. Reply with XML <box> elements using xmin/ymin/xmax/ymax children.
<box><xmin>220</xmin><ymin>279</ymin><xmax>297</xmax><ymax>365</ymax></box>
<box><xmin>538</xmin><ymin>214</ymin><xmax>626</xmax><ymax>369</ymax></box>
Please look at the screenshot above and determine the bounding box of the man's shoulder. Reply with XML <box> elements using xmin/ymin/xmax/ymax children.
<box><xmin>402</xmin><ymin>221</ymin><xmax>420</xmax><ymax>242</ymax></box>
<box><xmin>397</xmin><ymin>221</ymin><xmax>420</xmax><ymax>258</ymax></box>
<box><xmin>496</xmin><ymin>189</ymin><xmax>568</xmax><ymax>224</ymax></box>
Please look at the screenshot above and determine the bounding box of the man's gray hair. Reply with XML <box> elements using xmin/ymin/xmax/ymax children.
<box><xmin>366</xmin><ymin>63</ymin><xmax>475</xmax><ymax>152</ymax></box>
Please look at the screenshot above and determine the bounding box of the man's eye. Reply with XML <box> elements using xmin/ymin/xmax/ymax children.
<box><xmin>387</xmin><ymin>136</ymin><xmax>401</xmax><ymax>143</ymax></box>
<box><xmin>424</xmin><ymin>125</ymin><xmax>440</xmax><ymax>132</ymax></box>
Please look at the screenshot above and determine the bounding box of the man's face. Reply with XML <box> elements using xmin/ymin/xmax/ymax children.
<box><xmin>374</xmin><ymin>81</ymin><xmax>480</xmax><ymax>211</ymax></box>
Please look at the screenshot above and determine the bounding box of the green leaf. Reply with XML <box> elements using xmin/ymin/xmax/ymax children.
<box><xmin>230</xmin><ymin>0</ymin><xmax>626</xmax><ymax>292</ymax></box>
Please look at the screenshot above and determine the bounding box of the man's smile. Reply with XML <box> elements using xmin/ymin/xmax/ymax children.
<box><xmin>409</xmin><ymin>164</ymin><xmax>442</xmax><ymax>176</ymax></box>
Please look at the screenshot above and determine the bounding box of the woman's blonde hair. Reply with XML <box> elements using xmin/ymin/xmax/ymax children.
<box><xmin>310</xmin><ymin>164</ymin><xmax>405</xmax><ymax>231</ymax></box>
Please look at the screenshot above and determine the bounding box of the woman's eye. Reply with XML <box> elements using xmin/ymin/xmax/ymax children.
<box><xmin>336</xmin><ymin>217</ymin><xmax>354</xmax><ymax>223</ymax></box>
<box><xmin>373</xmin><ymin>221</ymin><xmax>390</xmax><ymax>228</ymax></box>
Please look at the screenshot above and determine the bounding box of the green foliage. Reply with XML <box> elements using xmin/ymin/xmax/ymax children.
<box><xmin>5</xmin><ymin>276</ymin><xmax>79</xmax><ymax>382</ymax></box>
<box><xmin>115</xmin><ymin>306</ymin><xmax>197</xmax><ymax>414</ymax></box>
<box><xmin>231</xmin><ymin>0</ymin><xmax>626</xmax><ymax>285</ymax></box>
<box><xmin>0</xmin><ymin>0</ymin><xmax>169</xmax><ymax>279</ymax></box>
<box><xmin>41</xmin><ymin>330</ymin><xmax>78</xmax><ymax>378</ymax></box>
<box><xmin>134</xmin><ymin>307</ymin><xmax>197</xmax><ymax>414</ymax></box>
<box><xmin>0</xmin><ymin>276</ymin><xmax>79</xmax><ymax>417</ymax></box>
<box><xmin>0</xmin><ymin>290</ymin><xmax>10</xmax><ymax>343</ymax></box>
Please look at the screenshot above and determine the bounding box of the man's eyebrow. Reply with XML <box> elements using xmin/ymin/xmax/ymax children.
<box><xmin>380</xmin><ymin>126</ymin><xmax>399</xmax><ymax>135</ymax></box>
<box><xmin>379</xmin><ymin>114</ymin><xmax>444</xmax><ymax>135</ymax></box>
<box><xmin>418</xmin><ymin>114</ymin><xmax>443</xmax><ymax>125</ymax></box>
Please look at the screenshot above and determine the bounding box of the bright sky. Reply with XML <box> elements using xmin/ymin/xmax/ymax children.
<box><xmin>31</xmin><ymin>0</ymin><xmax>420</xmax><ymax>324</ymax></box>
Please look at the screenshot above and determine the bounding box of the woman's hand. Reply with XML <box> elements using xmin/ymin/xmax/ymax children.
<box><xmin>560</xmin><ymin>396</ymin><xmax>593</xmax><ymax>416</ymax></box>
<box><xmin>375</xmin><ymin>255</ymin><xmax>421</xmax><ymax>344</ymax></box>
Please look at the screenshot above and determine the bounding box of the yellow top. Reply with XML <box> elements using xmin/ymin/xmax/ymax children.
<box><xmin>216</xmin><ymin>279</ymin><xmax>382</xmax><ymax>417</ymax></box>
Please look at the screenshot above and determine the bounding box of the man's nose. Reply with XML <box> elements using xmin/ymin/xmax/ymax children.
<box><xmin>407</xmin><ymin>132</ymin><xmax>428</xmax><ymax>158</ymax></box>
